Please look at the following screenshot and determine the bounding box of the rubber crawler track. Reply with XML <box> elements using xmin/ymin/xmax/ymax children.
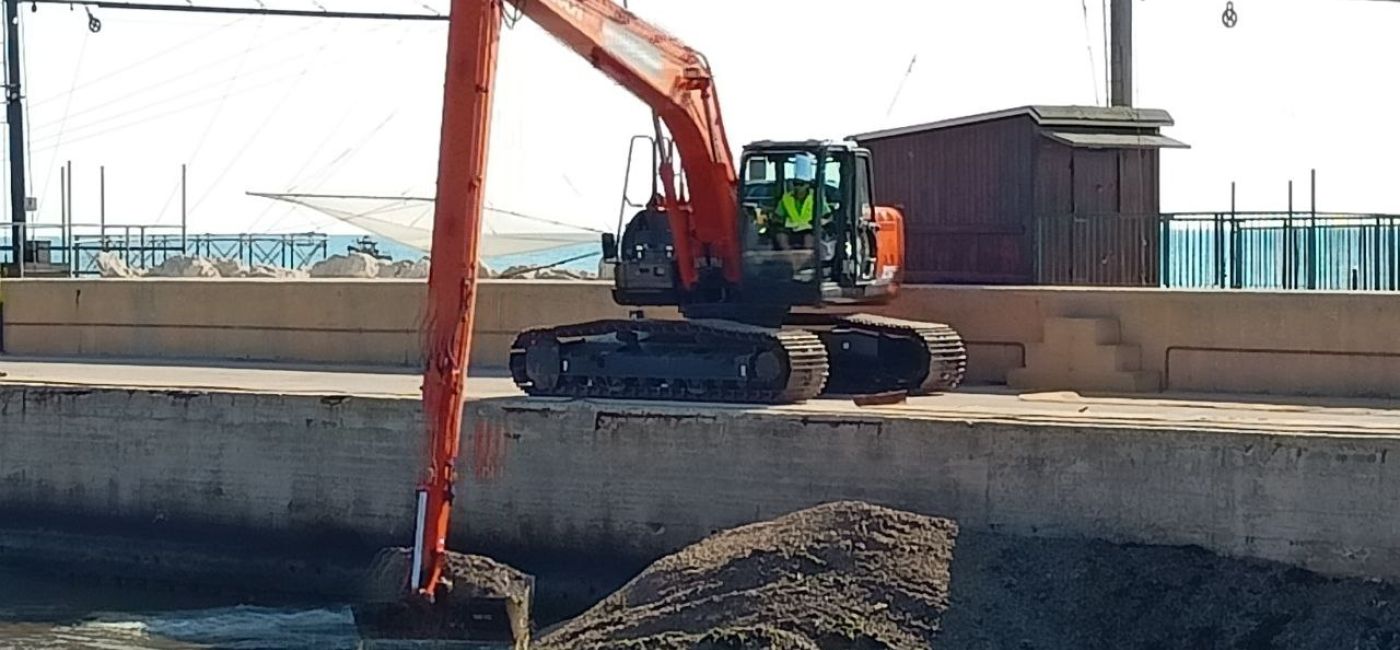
<box><xmin>510</xmin><ymin>319</ymin><xmax>829</xmax><ymax>404</ymax></box>
<box><xmin>833</xmin><ymin>313</ymin><xmax>968</xmax><ymax>395</ymax></box>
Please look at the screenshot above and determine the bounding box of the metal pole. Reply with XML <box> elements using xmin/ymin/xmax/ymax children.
<box><xmin>1230</xmin><ymin>181</ymin><xmax>1240</xmax><ymax>288</ymax></box>
<box><xmin>1110</xmin><ymin>0</ymin><xmax>1133</xmax><ymax>107</ymax></box>
<box><xmin>1160</xmin><ymin>213</ymin><xmax>1172</xmax><ymax>288</ymax></box>
<box><xmin>60</xmin><ymin>166</ymin><xmax>67</xmax><ymax>271</ymax></box>
<box><xmin>1286</xmin><ymin>180</ymin><xmax>1293</xmax><ymax>289</ymax></box>
<box><xmin>1309</xmin><ymin>169</ymin><xmax>1317</xmax><ymax>290</ymax></box>
<box><xmin>100</xmin><ymin>165</ymin><xmax>106</xmax><ymax>245</ymax></box>
<box><xmin>180</xmin><ymin>163</ymin><xmax>188</xmax><ymax>254</ymax></box>
<box><xmin>5</xmin><ymin>0</ymin><xmax>27</xmax><ymax>277</ymax></box>
<box><xmin>66</xmin><ymin>160</ymin><xmax>73</xmax><ymax>273</ymax></box>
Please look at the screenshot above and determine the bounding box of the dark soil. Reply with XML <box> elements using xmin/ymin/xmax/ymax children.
<box><xmin>536</xmin><ymin>501</ymin><xmax>956</xmax><ymax>649</ymax></box>
<box><xmin>939</xmin><ymin>531</ymin><xmax>1400</xmax><ymax>650</ymax></box>
<box><xmin>534</xmin><ymin>501</ymin><xmax>1400</xmax><ymax>650</ymax></box>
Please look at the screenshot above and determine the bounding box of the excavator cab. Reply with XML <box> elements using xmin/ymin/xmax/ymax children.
<box><xmin>607</xmin><ymin>139</ymin><xmax>898</xmax><ymax>324</ymax></box>
<box><xmin>736</xmin><ymin>140</ymin><xmax>895</xmax><ymax>318</ymax></box>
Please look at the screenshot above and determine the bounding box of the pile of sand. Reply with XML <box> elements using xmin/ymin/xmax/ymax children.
<box><xmin>537</xmin><ymin>501</ymin><xmax>956</xmax><ymax>650</ymax></box>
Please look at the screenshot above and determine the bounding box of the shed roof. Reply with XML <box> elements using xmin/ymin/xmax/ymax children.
<box><xmin>1045</xmin><ymin>131</ymin><xmax>1189</xmax><ymax>150</ymax></box>
<box><xmin>851</xmin><ymin>105</ymin><xmax>1177</xmax><ymax>142</ymax></box>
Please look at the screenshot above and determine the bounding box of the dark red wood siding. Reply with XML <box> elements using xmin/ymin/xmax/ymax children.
<box><xmin>860</xmin><ymin>116</ymin><xmax>1162</xmax><ymax>286</ymax></box>
<box><xmin>863</xmin><ymin>116</ymin><xmax>1037</xmax><ymax>284</ymax></box>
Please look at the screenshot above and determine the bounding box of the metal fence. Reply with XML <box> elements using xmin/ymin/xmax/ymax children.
<box><xmin>1038</xmin><ymin>212</ymin><xmax>1400</xmax><ymax>291</ymax></box>
<box><xmin>0</xmin><ymin>223</ymin><xmax>330</xmax><ymax>277</ymax></box>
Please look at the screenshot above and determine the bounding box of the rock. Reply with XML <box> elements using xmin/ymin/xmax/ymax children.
<box><xmin>310</xmin><ymin>252</ymin><xmax>381</xmax><ymax>278</ymax></box>
<box><xmin>373</xmin><ymin>258</ymin><xmax>432</xmax><ymax>280</ymax></box>
<box><xmin>535</xmin><ymin>268</ymin><xmax>586</xmax><ymax>281</ymax></box>
<box><xmin>208</xmin><ymin>257</ymin><xmax>247</xmax><ymax>278</ymax></box>
<box><xmin>247</xmin><ymin>264</ymin><xmax>309</xmax><ymax>279</ymax></box>
<box><xmin>498</xmin><ymin>265</ymin><xmax>533</xmax><ymax>279</ymax></box>
<box><xmin>376</xmin><ymin>259</ymin><xmax>416</xmax><ymax>279</ymax></box>
<box><xmin>147</xmin><ymin>256</ymin><xmax>221</xmax><ymax>278</ymax></box>
<box><xmin>93</xmin><ymin>251</ymin><xmax>143</xmax><ymax>278</ymax></box>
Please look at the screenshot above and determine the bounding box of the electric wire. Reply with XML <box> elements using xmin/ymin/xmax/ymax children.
<box><xmin>28</xmin><ymin>18</ymin><xmax>327</xmax><ymax>135</ymax></box>
<box><xmin>246</xmin><ymin>61</ymin><xmax>411</xmax><ymax>228</ymax></box>
<box><xmin>1102</xmin><ymin>0</ymin><xmax>1110</xmax><ymax>105</ymax></box>
<box><xmin>26</xmin><ymin>14</ymin><xmax>249</xmax><ymax>109</ymax></box>
<box><xmin>1080</xmin><ymin>0</ymin><xmax>1101</xmax><ymax>105</ymax></box>
<box><xmin>28</xmin><ymin>16</ymin><xmax>378</xmax><ymax>149</ymax></box>
<box><xmin>189</xmin><ymin>17</ymin><xmax>346</xmax><ymax>217</ymax></box>
<box><xmin>248</xmin><ymin>106</ymin><xmax>401</xmax><ymax>232</ymax></box>
<box><xmin>36</xmin><ymin>30</ymin><xmax>90</xmax><ymax>213</ymax></box>
<box><xmin>154</xmin><ymin>13</ymin><xmax>270</xmax><ymax>222</ymax></box>
<box><xmin>29</xmin><ymin>65</ymin><xmax>330</xmax><ymax>151</ymax></box>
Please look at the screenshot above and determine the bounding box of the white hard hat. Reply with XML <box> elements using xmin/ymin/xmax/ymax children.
<box><xmin>792</xmin><ymin>154</ymin><xmax>816</xmax><ymax>182</ymax></box>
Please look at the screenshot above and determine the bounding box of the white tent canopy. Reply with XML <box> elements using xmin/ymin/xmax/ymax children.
<box><xmin>249</xmin><ymin>192</ymin><xmax>603</xmax><ymax>258</ymax></box>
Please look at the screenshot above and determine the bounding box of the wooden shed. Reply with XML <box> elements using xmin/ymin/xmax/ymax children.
<box><xmin>851</xmin><ymin>105</ymin><xmax>1188</xmax><ymax>286</ymax></box>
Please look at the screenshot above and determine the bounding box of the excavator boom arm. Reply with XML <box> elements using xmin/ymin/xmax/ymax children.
<box><xmin>510</xmin><ymin>0</ymin><xmax>742</xmax><ymax>286</ymax></box>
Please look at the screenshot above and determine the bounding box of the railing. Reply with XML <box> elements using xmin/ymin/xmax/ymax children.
<box><xmin>1037</xmin><ymin>212</ymin><xmax>1400</xmax><ymax>291</ymax></box>
<box><xmin>0</xmin><ymin>223</ymin><xmax>330</xmax><ymax>277</ymax></box>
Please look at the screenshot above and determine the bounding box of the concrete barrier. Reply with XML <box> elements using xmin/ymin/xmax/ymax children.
<box><xmin>2</xmin><ymin>279</ymin><xmax>1396</xmax><ymax>398</ymax></box>
<box><xmin>880</xmin><ymin>286</ymin><xmax>1400</xmax><ymax>397</ymax></box>
<box><xmin>0</xmin><ymin>279</ymin><xmax>673</xmax><ymax>369</ymax></box>
<box><xmin>3</xmin><ymin>383</ymin><xmax>1399</xmax><ymax>589</ymax></box>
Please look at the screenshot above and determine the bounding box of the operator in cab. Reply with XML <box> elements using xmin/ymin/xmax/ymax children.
<box><xmin>773</xmin><ymin>157</ymin><xmax>821</xmax><ymax>251</ymax></box>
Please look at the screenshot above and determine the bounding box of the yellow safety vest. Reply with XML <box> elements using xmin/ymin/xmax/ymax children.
<box><xmin>779</xmin><ymin>191</ymin><xmax>814</xmax><ymax>232</ymax></box>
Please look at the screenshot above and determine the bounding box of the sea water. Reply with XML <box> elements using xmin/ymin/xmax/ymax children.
<box><xmin>0</xmin><ymin>567</ymin><xmax>360</xmax><ymax>649</ymax></box>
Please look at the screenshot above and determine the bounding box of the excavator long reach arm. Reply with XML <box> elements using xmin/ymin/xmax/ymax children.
<box><xmin>409</xmin><ymin>0</ymin><xmax>753</xmax><ymax>611</ymax></box>
<box><xmin>361</xmin><ymin>1</ymin><xmax>966</xmax><ymax>642</ymax></box>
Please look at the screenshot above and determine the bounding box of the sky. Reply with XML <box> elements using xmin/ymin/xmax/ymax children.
<box><xmin>9</xmin><ymin>0</ymin><xmax>1400</xmax><ymax>237</ymax></box>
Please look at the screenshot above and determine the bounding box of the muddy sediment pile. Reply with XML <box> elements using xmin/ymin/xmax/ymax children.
<box><xmin>537</xmin><ymin>501</ymin><xmax>957</xmax><ymax>650</ymax></box>
<box><xmin>537</xmin><ymin>501</ymin><xmax>1400</xmax><ymax>650</ymax></box>
<box><xmin>355</xmin><ymin>547</ymin><xmax>532</xmax><ymax>648</ymax></box>
<box><xmin>936</xmin><ymin>531</ymin><xmax>1400</xmax><ymax>650</ymax></box>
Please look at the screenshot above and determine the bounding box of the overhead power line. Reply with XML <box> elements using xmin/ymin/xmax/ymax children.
<box><xmin>27</xmin><ymin>0</ymin><xmax>448</xmax><ymax>22</ymax></box>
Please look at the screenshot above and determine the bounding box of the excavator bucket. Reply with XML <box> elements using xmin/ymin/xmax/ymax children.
<box><xmin>352</xmin><ymin>547</ymin><xmax>533</xmax><ymax>649</ymax></box>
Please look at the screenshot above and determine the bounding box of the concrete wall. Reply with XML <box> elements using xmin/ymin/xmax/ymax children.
<box><xmin>0</xmin><ymin>279</ymin><xmax>672</xmax><ymax>369</ymax></box>
<box><xmin>881</xmin><ymin>287</ymin><xmax>1400</xmax><ymax>397</ymax></box>
<box><xmin>3</xmin><ymin>383</ymin><xmax>1399</xmax><ymax>588</ymax></box>
<box><xmin>3</xmin><ymin>279</ymin><xmax>1397</xmax><ymax>397</ymax></box>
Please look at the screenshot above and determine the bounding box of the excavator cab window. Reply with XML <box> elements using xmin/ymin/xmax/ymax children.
<box><xmin>738</xmin><ymin>149</ymin><xmax>832</xmax><ymax>286</ymax></box>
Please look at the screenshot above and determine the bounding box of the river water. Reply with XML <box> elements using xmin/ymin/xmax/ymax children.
<box><xmin>0</xmin><ymin>568</ymin><xmax>362</xmax><ymax>649</ymax></box>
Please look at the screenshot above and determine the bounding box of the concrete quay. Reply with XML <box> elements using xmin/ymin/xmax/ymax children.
<box><xmin>3</xmin><ymin>358</ymin><xmax>1400</xmax><ymax>604</ymax></box>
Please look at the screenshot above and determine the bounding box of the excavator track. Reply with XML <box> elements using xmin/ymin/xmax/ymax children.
<box><xmin>818</xmin><ymin>314</ymin><xmax>967</xmax><ymax>397</ymax></box>
<box><xmin>510</xmin><ymin>319</ymin><xmax>829</xmax><ymax>404</ymax></box>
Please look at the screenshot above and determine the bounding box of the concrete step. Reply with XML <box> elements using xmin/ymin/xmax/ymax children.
<box><xmin>1043</xmin><ymin>317</ymin><xmax>1121</xmax><ymax>347</ymax></box>
<box><xmin>1008</xmin><ymin>368</ymin><xmax>1161</xmax><ymax>394</ymax></box>
<box><xmin>1112</xmin><ymin>344</ymin><xmax>1143</xmax><ymax>372</ymax></box>
<box><xmin>1025</xmin><ymin>343</ymin><xmax>1144</xmax><ymax>376</ymax></box>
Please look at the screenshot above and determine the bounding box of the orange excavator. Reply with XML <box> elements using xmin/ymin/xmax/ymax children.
<box><xmin>504</xmin><ymin>0</ymin><xmax>968</xmax><ymax>403</ymax></box>
<box><xmin>363</xmin><ymin>0</ymin><xmax>967</xmax><ymax>642</ymax></box>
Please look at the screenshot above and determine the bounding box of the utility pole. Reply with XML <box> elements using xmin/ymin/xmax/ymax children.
<box><xmin>1110</xmin><ymin>0</ymin><xmax>1133</xmax><ymax>107</ymax></box>
<box><xmin>4</xmin><ymin>0</ymin><xmax>28</xmax><ymax>276</ymax></box>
